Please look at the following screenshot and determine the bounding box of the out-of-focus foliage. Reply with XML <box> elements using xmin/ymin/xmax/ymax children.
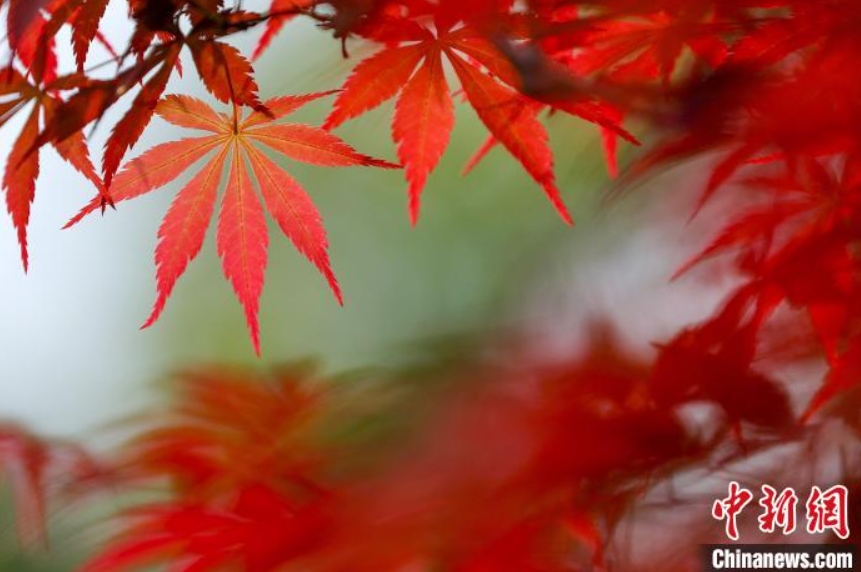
<box><xmin>5</xmin><ymin>322</ymin><xmax>860</xmax><ymax>571</ymax></box>
<box><xmin>0</xmin><ymin>424</ymin><xmax>101</xmax><ymax>548</ymax></box>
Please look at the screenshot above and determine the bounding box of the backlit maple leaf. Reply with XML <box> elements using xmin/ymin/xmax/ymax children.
<box><xmin>0</xmin><ymin>66</ymin><xmax>105</xmax><ymax>270</ymax></box>
<box><xmin>324</xmin><ymin>20</ymin><xmax>577</xmax><ymax>225</ymax></box>
<box><xmin>252</xmin><ymin>0</ymin><xmax>313</xmax><ymax>61</ymax></box>
<box><xmin>67</xmin><ymin>93</ymin><xmax>396</xmax><ymax>354</ymax></box>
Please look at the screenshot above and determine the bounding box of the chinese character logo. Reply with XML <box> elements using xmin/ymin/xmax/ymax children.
<box><xmin>806</xmin><ymin>485</ymin><xmax>850</xmax><ymax>540</ymax></box>
<box><xmin>758</xmin><ymin>485</ymin><xmax>798</xmax><ymax>535</ymax></box>
<box><xmin>712</xmin><ymin>481</ymin><xmax>754</xmax><ymax>540</ymax></box>
<box><xmin>712</xmin><ymin>482</ymin><xmax>850</xmax><ymax>540</ymax></box>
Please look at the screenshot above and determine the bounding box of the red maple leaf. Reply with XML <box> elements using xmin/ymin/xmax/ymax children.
<box><xmin>0</xmin><ymin>66</ymin><xmax>104</xmax><ymax>270</ymax></box>
<box><xmin>324</xmin><ymin>19</ymin><xmax>580</xmax><ymax>225</ymax></box>
<box><xmin>252</xmin><ymin>0</ymin><xmax>313</xmax><ymax>61</ymax></box>
<box><xmin>569</xmin><ymin>9</ymin><xmax>729</xmax><ymax>87</ymax></box>
<box><xmin>32</xmin><ymin>1</ymin><xmax>271</xmax><ymax>193</ymax></box>
<box><xmin>67</xmin><ymin>93</ymin><xmax>396</xmax><ymax>354</ymax></box>
<box><xmin>68</xmin><ymin>0</ymin><xmax>114</xmax><ymax>71</ymax></box>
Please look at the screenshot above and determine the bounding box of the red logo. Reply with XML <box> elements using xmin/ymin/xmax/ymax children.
<box><xmin>712</xmin><ymin>481</ymin><xmax>754</xmax><ymax>540</ymax></box>
<box><xmin>806</xmin><ymin>485</ymin><xmax>850</xmax><ymax>540</ymax></box>
<box><xmin>712</xmin><ymin>482</ymin><xmax>850</xmax><ymax>540</ymax></box>
<box><xmin>758</xmin><ymin>485</ymin><xmax>798</xmax><ymax>535</ymax></box>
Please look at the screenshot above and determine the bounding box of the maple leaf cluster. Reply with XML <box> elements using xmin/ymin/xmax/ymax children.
<box><xmin>0</xmin><ymin>0</ymin><xmax>846</xmax><ymax>355</ymax></box>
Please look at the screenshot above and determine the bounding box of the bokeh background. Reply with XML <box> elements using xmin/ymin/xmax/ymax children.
<box><xmin>0</xmin><ymin>3</ymin><xmax>729</xmax><ymax>569</ymax></box>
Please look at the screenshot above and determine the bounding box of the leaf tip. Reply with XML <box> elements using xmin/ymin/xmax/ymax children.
<box><xmin>64</xmin><ymin>198</ymin><xmax>101</xmax><ymax>229</ymax></box>
<box><xmin>140</xmin><ymin>300</ymin><xmax>164</xmax><ymax>331</ymax></box>
<box><xmin>321</xmin><ymin>117</ymin><xmax>339</xmax><ymax>132</ymax></box>
<box><xmin>370</xmin><ymin>158</ymin><xmax>401</xmax><ymax>170</ymax></box>
<box><xmin>17</xmin><ymin>233</ymin><xmax>29</xmax><ymax>273</ymax></box>
<box><xmin>408</xmin><ymin>197</ymin><xmax>421</xmax><ymax>227</ymax></box>
<box><xmin>543</xmin><ymin>181</ymin><xmax>574</xmax><ymax>226</ymax></box>
<box><xmin>243</xmin><ymin>307</ymin><xmax>262</xmax><ymax>357</ymax></box>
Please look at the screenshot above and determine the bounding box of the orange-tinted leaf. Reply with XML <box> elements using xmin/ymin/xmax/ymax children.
<box><xmin>189</xmin><ymin>40</ymin><xmax>262</xmax><ymax>109</ymax></box>
<box><xmin>242</xmin><ymin>92</ymin><xmax>335</xmax><ymax>130</ymax></box>
<box><xmin>246</xmin><ymin>124</ymin><xmax>397</xmax><ymax>168</ymax></box>
<box><xmin>144</xmin><ymin>147</ymin><xmax>229</xmax><ymax>328</ymax></box>
<box><xmin>157</xmin><ymin>95</ymin><xmax>228</xmax><ymax>133</ymax></box>
<box><xmin>217</xmin><ymin>149</ymin><xmax>269</xmax><ymax>355</ymax></box>
<box><xmin>68</xmin><ymin>93</ymin><xmax>389</xmax><ymax>353</ymax></box>
<box><xmin>244</xmin><ymin>143</ymin><xmax>342</xmax><ymax>304</ymax></box>
<box><xmin>65</xmin><ymin>136</ymin><xmax>223</xmax><ymax>227</ymax></box>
